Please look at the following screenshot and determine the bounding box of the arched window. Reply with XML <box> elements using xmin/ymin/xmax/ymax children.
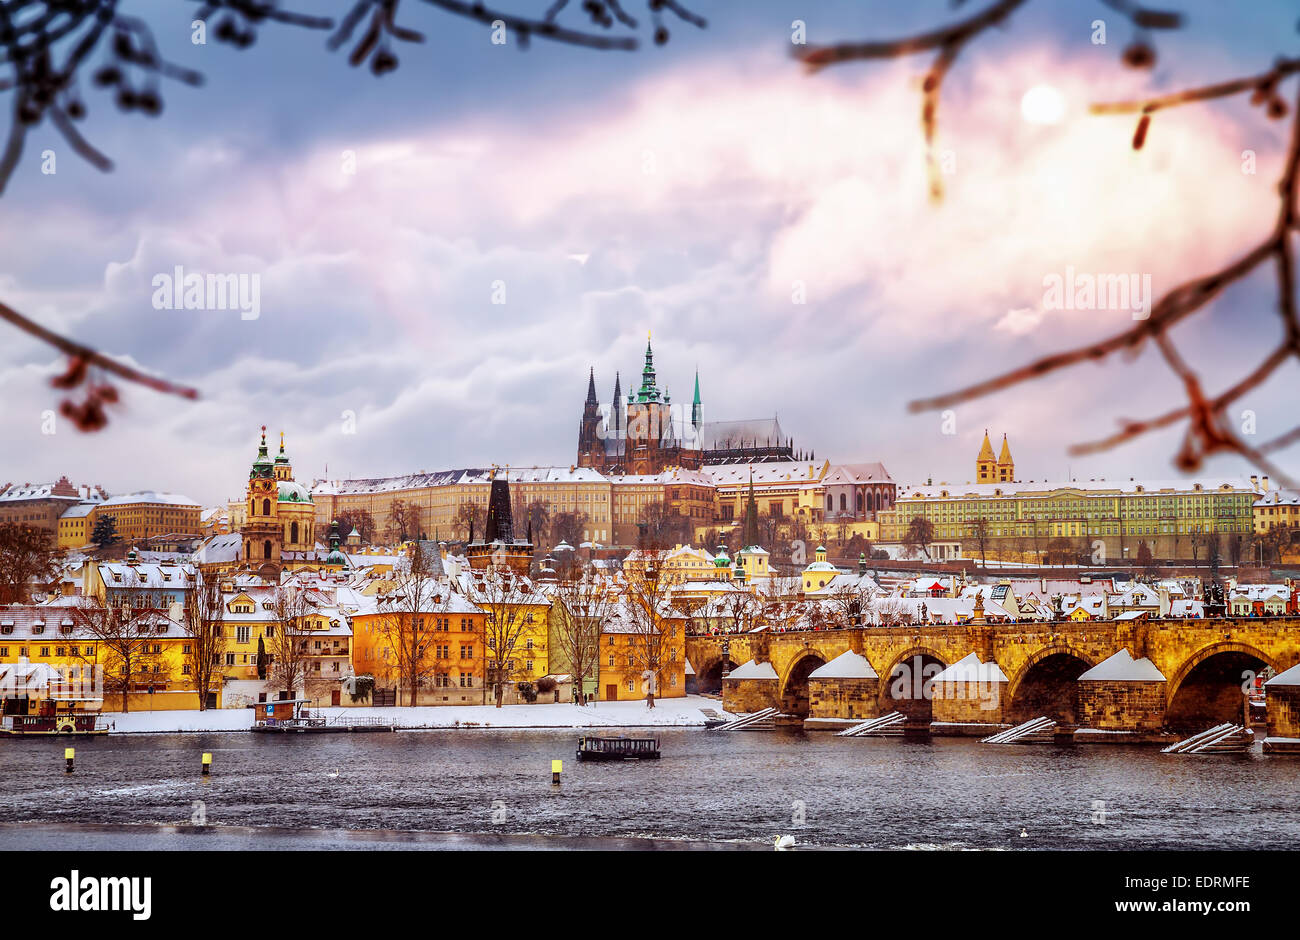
<box><xmin>262</xmin><ymin>498</ymin><xmax>271</xmax><ymax>516</ymax></box>
<box><xmin>263</xmin><ymin>540</ymin><xmax>272</xmax><ymax>559</ymax></box>
<box><xmin>826</xmin><ymin>496</ymin><xmax>832</xmax><ymax>512</ymax></box>
<box><xmin>291</xmin><ymin>521</ymin><xmax>299</xmax><ymax>544</ymax></box>
<box><xmin>839</xmin><ymin>494</ymin><xmax>847</xmax><ymax>511</ymax></box>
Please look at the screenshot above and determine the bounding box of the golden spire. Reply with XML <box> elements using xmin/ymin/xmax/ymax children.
<box><xmin>977</xmin><ymin>429</ymin><xmax>995</xmax><ymax>462</ymax></box>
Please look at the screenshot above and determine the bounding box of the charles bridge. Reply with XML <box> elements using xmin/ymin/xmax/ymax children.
<box><xmin>685</xmin><ymin>618</ymin><xmax>1300</xmax><ymax>736</ymax></box>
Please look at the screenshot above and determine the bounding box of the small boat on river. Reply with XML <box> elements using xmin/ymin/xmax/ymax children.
<box><xmin>576</xmin><ymin>735</ymin><xmax>661</xmax><ymax>761</ymax></box>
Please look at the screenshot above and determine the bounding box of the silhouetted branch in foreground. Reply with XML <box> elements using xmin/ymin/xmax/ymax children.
<box><xmin>798</xmin><ymin>2</ymin><xmax>1297</xmax><ymax>485</ymax></box>
<box><xmin>0</xmin><ymin>0</ymin><xmax>705</xmax><ymax>428</ymax></box>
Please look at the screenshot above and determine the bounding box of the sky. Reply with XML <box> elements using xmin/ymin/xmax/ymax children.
<box><xmin>1</xmin><ymin>0</ymin><xmax>1298</xmax><ymax>507</ymax></box>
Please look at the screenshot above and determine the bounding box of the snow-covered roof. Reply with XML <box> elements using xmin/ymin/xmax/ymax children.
<box><xmin>312</xmin><ymin>468</ymin><xmax>481</xmax><ymax>495</ymax></box>
<box><xmin>808</xmin><ymin>650</ymin><xmax>877</xmax><ymax>680</ymax></box>
<box><xmin>1265</xmin><ymin>662</ymin><xmax>1300</xmax><ymax>687</ymax></box>
<box><xmin>1078</xmin><ymin>649</ymin><xmax>1166</xmax><ymax>682</ymax></box>
<box><xmin>98</xmin><ymin>562</ymin><xmax>195</xmax><ymax>589</ymax></box>
<box><xmin>725</xmin><ymin>659</ymin><xmax>778</xmax><ymax>680</ymax></box>
<box><xmin>58</xmin><ymin>502</ymin><xmax>98</xmax><ymax>520</ymax></box>
<box><xmin>933</xmin><ymin>652</ymin><xmax>1008</xmax><ymax>683</ymax></box>
<box><xmin>195</xmin><ymin>533</ymin><xmax>242</xmax><ymax>565</ymax></box>
<box><xmin>1230</xmin><ymin>584</ymin><xmax>1289</xmax><ymax>601</ymax></box>
<box><xmin>704</xmin><ymin>461</ymin><xmax>824</xmax><ymax>487</ymax></box>
<box><xmin>99</xmin><ymin>491</ymin><xmax>199</xmax><ymax>508</ymax></box>
<box><xmin>895</xmin><ymin>477</ymin><xmax>1259</xmax><ymax>500</ymax></box>
<box><xmin>1254</xmin><ymin>489</ymin><xmax>1300</xmax><ymax>507</ymax></box>
<box><xmin>0</xmin><ymin>479</ymin><xmax>104</xmax><ymax>503</ymax></box>
<box><xmin>822</xmin><ymin>462</ymin><xmax>893</xmax><ymax>484</ymax></box>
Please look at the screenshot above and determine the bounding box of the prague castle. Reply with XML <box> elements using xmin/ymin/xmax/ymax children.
<box><xmin>577</xmin><ymin>335</ymin><xmax>808</xmax><ymax>476</ymax></box>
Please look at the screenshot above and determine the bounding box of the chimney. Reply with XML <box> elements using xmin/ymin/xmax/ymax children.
<box><xmin>1262</xmin><ymin>476</ymin><xmax>1270</xmax><ymax>492</ymax></box>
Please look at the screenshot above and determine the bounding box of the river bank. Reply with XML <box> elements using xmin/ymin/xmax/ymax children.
<box><xmin>0</xmin><ymin>821</ymin><xmax>771</xmax><ymax>851</ymax></box>
<box><xmin>97</xmin><ymin>695</ymin><xmax>728</xmax><ymax>734</ymax></box>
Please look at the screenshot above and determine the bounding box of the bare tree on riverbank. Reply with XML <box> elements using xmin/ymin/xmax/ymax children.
<box><xmin>268</xmin><ymin>584</ymin><xmax>317</xmax><ymax>698</ymax></box>
<box><xmin>549</xmin><ymin>566</ymin><xmax>616</xmax><ymax>705</ymax></box>
<box><xmin>182</xmin><ymin>572</ymin><xmax>225</xmax><ymax>711</ymax></box>
<box><xmin>72</xmin><ymin>599</ymin><xmax>170</xmax><ymax>712</ymax></box>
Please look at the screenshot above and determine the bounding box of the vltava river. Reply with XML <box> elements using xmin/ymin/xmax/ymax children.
<box><xmin>0</xmin><ymin>729</ymin><xmax>1292</xmax><ymax>849</ymax></box>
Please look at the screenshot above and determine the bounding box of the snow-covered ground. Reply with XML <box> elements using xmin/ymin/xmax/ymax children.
<box><xmin>103</xmin><ymin>695</ymin><xmax>731</xmax><ymax>734</ymax></box>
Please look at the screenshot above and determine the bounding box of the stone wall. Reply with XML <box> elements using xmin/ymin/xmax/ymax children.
<box><xmin>931</xmin><ymin>680</ymin><xmax>1006</xmax><ymax>724</ymax></box>
<box><xmin>722</xmin><ymin>677</ymin><xmax>778</xmax><ymax>714</ymax></box>
<box><xmin>1077</xmin><ymin>680</ymin><xmax>1166</xmax><ymax>732</ymax></box>
<box><xmin>808</xmin><ymin>677</ymin><xmax>879</xmax><ymax>720</ymax></box>
<box><xmin>1266</xmin><ymin>685</ymin><xmax>1300</xmax><ymax>739</ymax></box>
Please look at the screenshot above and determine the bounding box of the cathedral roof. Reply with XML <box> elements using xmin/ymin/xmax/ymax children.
<box><xmin>977</xmin><ymin>430</ymin><xmax>996</xmax><ymax>462</ymax></box>
<box><xmin>998</xmin><ymin>434</ymin><xmax>1014</xmax><ymax>464</ymax></box>
<box><xmin>698</xmin><ymin>418</ymin><xmax>787</xmax><ymax>452</ymax></box>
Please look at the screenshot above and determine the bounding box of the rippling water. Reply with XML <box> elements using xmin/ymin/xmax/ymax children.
<box><xmin>0</xmin><ymin>729</ymin><xmax>1292</xmax><ymax>849</ymax></box>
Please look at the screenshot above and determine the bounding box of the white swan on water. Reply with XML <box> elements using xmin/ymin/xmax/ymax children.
<box><xmin>773</xmin><ymin>835</ymin><xmax>795</xmax><ymax>851</ymax></box>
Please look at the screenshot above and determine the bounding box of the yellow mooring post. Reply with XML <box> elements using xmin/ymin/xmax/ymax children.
<box><xmin>201</xmin><ymin>752</ymin><xmax>212</xmax><ymax>776</ymax></box>
<box><xmin>64</xmin><ymin>747</ymin><xmax>74</xmax><ymax>773</ymax></box>
<box><xmin>551</xmin><ymin>759</ymin><xmax>562</xmax><ymax>785</ymax></box>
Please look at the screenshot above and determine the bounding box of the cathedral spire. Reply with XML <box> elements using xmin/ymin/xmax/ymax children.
<box><xmin>742</xmin><ymin>469</ymin><xmax>761</xmax><ymax>549</ymax></box>
<box><xmin>585</xmin><ymin>367</ymin><xmax>597</xmax><ymax>404</ymax></box>
<box><xmin>636</xmin><ymin>331</ymin><xmax>660</xmax><ymax>403</ymax></box>
<box><xmin>691</xmin><ymin>369</ymin><xmax>702</xmax><ymax>432</ymax></box>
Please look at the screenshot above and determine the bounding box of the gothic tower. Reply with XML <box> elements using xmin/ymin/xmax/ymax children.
<box><xmin>996</xmin><ymin>434</ymin><xmax>1015</xmax><ymax>483</ymax></box>
<box><xmin>577</xmin><ymin>368</ymin><xmax>602</xmax><ymax>466</ymax></box>
<box><xmin>466</xmin><ymin>469</ymin><xmax>533</xmax><ymax>574</ymax></box>
<box><xmin>610</xmin><ymin>370</ymin><xmax>624</xmax><ymax>468</ymax></box>
<box><xmin>976</xmin><ymin>430</ymin><xmax>996</xmax><ymax>484</ymax></box>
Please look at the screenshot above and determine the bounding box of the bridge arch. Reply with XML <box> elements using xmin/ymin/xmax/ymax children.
<box><xmin>1164</xmin><ymin>641</ymin><xmax>1280</xmax><ymax>732</ymax></box>
<box><xmin>1006</xmin><ymin>644</ymin><xmax>1097</xmax><ymax>726</ymax></box>
<box><xmin>878</xmin><ymin>647</ymin><xmax>949</xmax><ymax>725</ymax></box>
<box><xmin>779</xmin><ymin>651</ymin><xmax>828</xmax><ymax>718</ymax></box>
<box><xmin>695</xmin><ymin>656</ymin><xmax>728</xmax><ymax>695</ymax></box>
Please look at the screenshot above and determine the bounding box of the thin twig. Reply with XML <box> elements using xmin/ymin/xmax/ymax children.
<box><xmin>0</xmin><ymin>300</ymin><xmax>198</xmax><ymax>400</ymax></box>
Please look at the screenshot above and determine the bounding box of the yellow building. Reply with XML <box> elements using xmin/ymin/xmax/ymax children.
<box><xmin>598</xmin><ymin>600</ymin><xmax>686</xmax><ymax>702</ymax></box>
<box><xmin>623</xmin><ymin>544</ymin><xmax>719</xmax><ymax>587</ymax></box>
<box><xmin>312</xmin><ymin>467</ymin><xmax>615</xmax><ymax>546</ymax></box>
<box><xmin>0</xmin><ymin>477</ymin><xmax>105</xmax><ymax>540</ymax></box>
<box><xmin>801</xmin><ymin>545</ymin><xmax>841</xmax><ymax>593</ymax></box>
<box><xmin>57</xmin><ymin>502</ymin><xmax>98</xmax><ymax>549</ymax></box>
<box><xmin>350</xmin><ymin>588</ymin><xmax>487</xmax><ymax>705</ymax></box>
<box><xmin>880</xmin><ymin>476</ymin><xmax>1259</xmax><ymax>562</ymax></box>
<box><xmin>0</xmin><ymin>604</ymin><xmax>203</xmax><ymax>711</ymax></box>
<box><xmin>706</xmin><ymin>460</ymin><xmax>830</xmax><ymax>525</ymax></box>
<box><xmin>507</xmin><ymin>588</ymin><xmax>552</xmax><ymax>684</ymax></box>
<box><xmin>91</xmin><ymin>491</ymin><xmax>202</xmax><ymax>543</ymax></box>
<box><xmin>1254</xmin><ymin>487</ymin><xmax>1299</xmax><ymax>534</ymax></box>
